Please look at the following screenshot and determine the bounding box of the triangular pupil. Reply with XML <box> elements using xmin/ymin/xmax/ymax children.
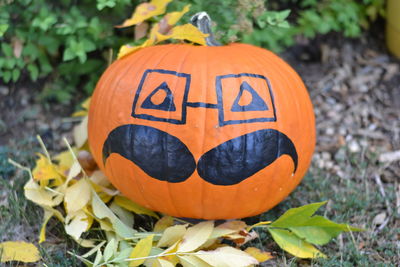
<box><xmin>141</xmin><ymin>82</ymin><xmax>176</xmax><ymax>111</ymax></box>
<box><xmin>231</xmin><ymin>81</ymin><xmax>268</xmax><ymax>112</ymax></box>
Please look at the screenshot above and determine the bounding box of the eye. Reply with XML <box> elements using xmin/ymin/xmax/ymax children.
<box><xmin>216</xmin><ymin>73</ymin><xmax>276</xmax><ymax>126</ymax></box>
<box><xmin>132</xmin><ymin>69</ymin><xmax>191</xmax><ymax>124</ymax></box>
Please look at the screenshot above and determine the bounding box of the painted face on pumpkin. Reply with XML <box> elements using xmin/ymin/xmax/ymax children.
<box><xmin>102</xmin><ymin>68</ymin><xmax>298</xmax><ymax>186</ymax></box>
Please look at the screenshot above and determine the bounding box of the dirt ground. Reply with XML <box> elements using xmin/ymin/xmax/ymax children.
<box><xmin>1</xmin><ymin>29</ymin><xmax>399</xmax><ymax>265</ymax></box>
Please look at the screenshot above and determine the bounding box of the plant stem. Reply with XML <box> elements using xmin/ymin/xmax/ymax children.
<box><xmin>190</xmin><ymin>12</ymin><xmax>221</xmax><ymax>46</ymax></box>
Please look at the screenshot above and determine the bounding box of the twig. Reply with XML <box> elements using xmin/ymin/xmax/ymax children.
<box><xmin>373</xmin><ymin>173</ymin><xmax>392</xmax><ymax>233</ymax></box>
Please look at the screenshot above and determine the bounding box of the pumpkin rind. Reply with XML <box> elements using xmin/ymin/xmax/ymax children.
<box><xmin>88</xmin><ymin>43</ymin><xmax>315</xmax><ymax>219</ymax></box>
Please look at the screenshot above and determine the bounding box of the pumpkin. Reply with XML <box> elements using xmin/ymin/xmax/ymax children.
<box><xmin>88</xmin><ymin>16</ymin><xmax>315</xmax><ymax>219</ymax></box>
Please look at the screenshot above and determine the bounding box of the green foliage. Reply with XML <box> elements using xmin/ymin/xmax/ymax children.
<box><xmin>0</xmin><ymin>0</ymin><xmax>386</xmax><ymax>102</ymax></box>
<box><xmin>0</xmin><ymin>0</ymin><xmax>133</xmax><ymax>102</ymax></box>
<box><xmin>170</xmin><ymin>0</ymin><xmax>385</xmax><ymax>51</ymax></box>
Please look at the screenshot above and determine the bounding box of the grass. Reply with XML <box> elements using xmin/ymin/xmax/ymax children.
<box><xmin>1</xmin><ymin>138</ymin><xmax>398</xmax><ymax>266</ymax></box>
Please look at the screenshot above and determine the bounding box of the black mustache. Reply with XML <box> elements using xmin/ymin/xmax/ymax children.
<box><xmin>102</xmin><ymin>125</ymin><xmax>298</xmax><ymax>186</ymax></box>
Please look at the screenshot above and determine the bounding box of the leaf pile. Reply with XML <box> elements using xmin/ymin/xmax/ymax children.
<box><xmin>5</xmin><ymin>99</ymin><xmax>362</xmax><ymax>266</ymax></box>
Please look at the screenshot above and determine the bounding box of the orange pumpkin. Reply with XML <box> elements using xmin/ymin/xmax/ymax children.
<box><xmin>88</xmin><ymin>42</ymin><xmax>315</xmax><ymax>219</ymax></box>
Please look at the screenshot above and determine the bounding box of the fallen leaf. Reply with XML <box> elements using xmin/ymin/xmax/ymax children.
<box><xmin>195</xmin><ymin>246</ymin><xmax>258</xmax><ymax>267</ymax></box>
<box><xmin>0</xmin><ymin>241</ymin><xmax>40</xmax><ymax>263</ymax></box>
<box><xmin>77</xmin><ymin>150</ymin><xmax>97</xmax><ymax>173</ymax></box>
<box><xmin>64</xmin><ymin>178</ymin><xmax>91</xmax><ymax>213</ymax></box>
<box><xmin>117</xmin><ymin>0</ymin><xmax>173</xmax><ymax>27</ymax></box>
<box><xmin>32</xmin><ymin>153</ymin><xmax>63</xmax><ymax>184</ymax></box>
<box><xmin>268</xmin><ymin>228</ymin><xmax>326</xmax><ymax>258</ymax></box>
<box><xmin>178</xmin><ymin>221</ymin><xmax>214</xmax><ymax>252</ymax></box>
<box><xmin>114</xmin><ymin>195</ymin><xmax>159</xmax><ymax>218</ymax></box>
<box><xmin>288</xmin><ymin>215</ymin><xmax>362</xmax><ymax>245</ymax></box>
<box><xmin>179</xmin><ymin>255</ymin><xmax>211</xmax><ymax>267</ymax></box>
<box><xmin>271</xmin><ymin>201</ymin><xmax>327</xmax><ymax>228</ymax></box>
<box><xmin>110</xmin><ymin>201</ymin><xmax>134</xmax><ymax>227</ymax></box>
<box><xmin>157</xmin><ymin>224</ymin><xmax>187</xmax><ymax>247</ymax></box>
<box><xmin>154</xmin><ymin>216</ymin><xmax>174</xmax><ymax>232</ymax></box>
<box><xmin>39</xmin><ymin>207</ymin><xmax>64</xmax><ymax>243</ymax></box>
<box><xmin>65</xmin><ymin>210</ymin><xmax>93</xmax><ymax>240</ymax></box>
<box><xmin>91</xmin><ymin>189</ymin><xmax>136</xmax><ymax>238</ymax></box>
<box><xmin>73</xmin><ymin>116</ymin><xmax>88</xmax><ymax>148</ymax></box>
<box><xmin>244</xmin><ymin>247</ymin><xmax>273</xmax><ymax>263</ymax></box>
<box><xmin>39</xmin><ymin>209</ymin><xmax>54</xmax><ymax>243</ymax></box>
<box><xmin>129</xmin><ymin>234</ymin><xmax>154</xmax><ymax>266</ymax></box>
<box><xmin>24</xmin><ymin>178</ymin><xmax>58</xmax><ymax>207</ymax></box>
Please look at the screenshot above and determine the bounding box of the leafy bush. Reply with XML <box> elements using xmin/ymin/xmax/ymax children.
<box><xmin>0</xmin><ymin>0</ymin><xmax>385</xmax><ymax>102</ymax></box>
<box><xmin>0</xmin><ymin>0</ymin><xmax>133</xmax><ymax>102</ymax></box>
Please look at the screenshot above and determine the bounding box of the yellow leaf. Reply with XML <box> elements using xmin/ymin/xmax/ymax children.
<box><xmin>157</xmin><ymin>224</ymin><xmax>187</xmax><ymax>247</ymax></box>
<box><xmin>210</xmin><ymin>220</ymin><xmax>246</xmax><ymax>239</ymax></box>
<box><xmin>154</xmin><ymin>216</ymin><xmax>174</xmax><ymax>232</ymax></box>
<box><xmin>129</xmin><ymin>234</ymin><xmax>154</xmax><ymax>266</ymax></box>
<box><xmin>0</xmin><ymin>241</ymin><xmax>40</xmax><ymax>263</ymax></box>
<box><xmin>65</xmin><ymin>210</ymin><xmax>92</xmax><ymax>240</ymax></box>
<box><xmin>54</xmin><ymin>150</ymin><xmax>75</xmax><ymax>175</ymax></box>
<box><xmin>114</xmin><ymin>195</ymin><xmax>159</xmax><ymax>218</ymax></box>
<box><xmin>118</xmin><ymin>0</ymin><xmax>173</xmax><ymax>27</ymax></box>
<box><xmin>244</xmin><ymin>247</ymin><xmax>273</xmax><ymax>263</ymax></box>
<box><xmin>195</xmin><ymin>246</ymin><xmax>258</xmax><ymax>267</ymax></box>
<box><xmin>72</xmin><ymin>98</ymin><xmax>91</xmax><ymax>117</ymax></box>
<box><xmin>177</xmin><ymin>221</ymin><xmax>214</xmax><ymax>252</ymax></box>
<box><xmin>24</xmin><ymin>178</ymin><xmax>58</xmax><ymax>207</ymax></box>
<box><xmin>269</xmin><ymin>228</ymin><xmax>326</xmax><ymax>258</ymax></box>
<box><xmin>32</xmin><ymin>153</ymin><xmax>63</xmax><ymax>184</ymax></box>
<box><xmin>157</xmin><ymin>24</ymin><xmax>208</xmax><ymax>45</ymax></box>
<box><xmin>39</xmin><ymin>209</ymin><xmax>53</xmax><ymax>243</ymax></box>
<box><xmin>118</xmin><ymin>45</ymin><xmax>142</xmax><ymax>59</ymax></box>
<box><xmin>73</xmin><ymin>115</ymin><xmax>88</xmax><ymax>148</ymax></box>
<box><xmin>81</xmin><ymin>98</ymin><xmax>91</xmax><ymax>110</ymax></box>
<box><xmin>157</xmin><ymin>258</ymin><xmax>175</xmax><ymax>267</ymax></box>
<box><xmin>66</xmin><ymin>160</ymin><xmax>82</xmax><ymax>183</ymax></box>
<box><xmin>165</xmin><ymin>4</ymin><xmax>190</xmax><ymax>26</ymax></box>
<box><xmin>64</xmin><ymin>178</ymin><xmax>91</xmax><ymax>213</ymax></box>
<box><xmin>179</xmin><ymin>255</ymin><xmax>212</xmax><ymax>267</ymax></box>
<box><xmin>39</xmin><ymin>207</ymin><xmax>64</xmax><ymax>243</ymax></box>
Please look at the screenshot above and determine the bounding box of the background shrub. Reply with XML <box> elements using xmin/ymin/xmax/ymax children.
<box><xmin>0</xmin><ymin>0</ymin><xmax>385</xmax><ymax>103</ymax></box>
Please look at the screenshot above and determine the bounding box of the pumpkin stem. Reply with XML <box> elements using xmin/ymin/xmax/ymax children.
<box><xmin>190</xmin><ymin>12</ymin><xmax>221</xmax><ymax>46</ymax></box>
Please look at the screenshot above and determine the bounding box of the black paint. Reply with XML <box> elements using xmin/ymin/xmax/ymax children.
<box><xmin>216</xmin><ymin>73</ymin><xmax>277</xmax><ymax>126</ymax></box>
<box><xmin>197</xmin><ymin>129</ymin><xmax>298</xmax><ymax>185</ymax></box>
<box><xmin>186</xmin><ymin>102</ymin><xmax>218</xmax><ymax>109</ymax></box>
<box><xmin>141</xmin><ymin>82</ymin><xmax>176</xmax><ymax>111</ymax></box>
<box><xmin>102</xmin><ymin>124</ymin><xmax>196</xmax><ymax>183</ymax></box>
<box><xmin>231</xmin><ymin>81</ymin><xmax>268</xmax><ymax>112</ymax></box>
<box><xmin>132</xmin><ymin>69</ymin><xmax>191</xmax><ymax>124</ymax></box>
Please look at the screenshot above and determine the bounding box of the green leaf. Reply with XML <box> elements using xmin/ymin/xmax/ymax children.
<box><xmin>268</xmin><ymin>228</ymin><xmax>326</xmax><ymax>259</ymax></box>
<box><xmin>0</xmin><ymin>24</ymin><xmax>9</xmax><ymax>37</ymax></box>
<box><xmin>271</xmin><ymin>201</ymin><xmax>327</xmax><ymax>228</ymax></box>
<box><xmin>1</xmin><ymin>43</ymin><xmax>13</xmax><ymax>57</ymax></box>
<box><xmin>27</xmin><ymin>64</ymin><xmax>39</xmax><ymax>81</ymax></box>
<box><xmin>288</xmin><ymin>215</ymin><xmax>363</xmax><ymax>245</ymax></box>
<box><xmin>12</xmin><ymin>68</ymin><xmax>20</xmax><ymax>82</ymax></box>
<box><xmin>103</xmin><ymin>238</ymin><xmax>116</xmax><ymax>262</ymax></box>
<box><xmin>2</xmin><ymin>71</ymin><xmax>11</xmax><ymax>83</ymax></box>
<box><xmin>91</xmin><ymin>189</ymin><xmax>136</xmax><ymax>238</ymax></box>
